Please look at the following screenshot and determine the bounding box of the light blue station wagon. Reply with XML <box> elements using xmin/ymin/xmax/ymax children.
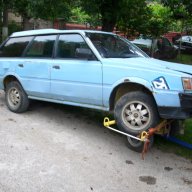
<box><xmin>0</xmin><ymin>29</ymin><xmax>192</xmax><ymax>151</ymax></box>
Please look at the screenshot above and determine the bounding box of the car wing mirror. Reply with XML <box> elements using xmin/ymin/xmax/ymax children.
<box><xmin>75</xmin><ymin>48</ymin><xmax>96</xmax><ymax>60</ymax></box>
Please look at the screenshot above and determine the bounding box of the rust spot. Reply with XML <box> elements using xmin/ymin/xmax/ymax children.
<box><xmin>124</xmin><ymin>79</ymin><xmax>130</xmax><ymax>82</ymax></box>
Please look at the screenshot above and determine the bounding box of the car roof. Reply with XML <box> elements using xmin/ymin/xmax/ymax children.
<box><xmin>10</xmin><ymin>29</ymin><xmax>114</xmax><ymax>38</ymax></box>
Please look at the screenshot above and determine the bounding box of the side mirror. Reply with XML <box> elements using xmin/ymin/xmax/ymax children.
<box><xmin>75</xmin><ymin>48</ymin><xmax>96</xmax><ymax>60</ymax></box>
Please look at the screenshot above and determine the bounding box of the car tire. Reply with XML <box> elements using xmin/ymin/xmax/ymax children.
<box><xmin>127</xmin><ymin>135</ymin><xmax>154</xmax><ymax>153</ymax></box>
<box><xmin>114</xmin><ymin>91</ymin><xmax>159</xmax><ymax>135</ymax></box>
<box><xmin>5</xmin><ymin>81</ymin><xmax>29</xmax><ymax>113</ymax></box>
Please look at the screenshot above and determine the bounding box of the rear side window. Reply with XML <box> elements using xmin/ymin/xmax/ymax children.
<box><xmin>0</xmin><ymin>36</ymin><xmax>33</xmax><ymax>57</ymax></box>
<box><xmin>56</xmin><ymin>34</ymin><xmax>90</xmax><ymax>59</ymax></box>
<box><xmin>25</xmin><ymin>35</ymin><xmax>57</xmax><ymax>58</ymax></box>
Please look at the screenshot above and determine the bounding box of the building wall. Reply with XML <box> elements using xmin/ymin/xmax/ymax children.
<box><xmin>8</xmin><ymin>11</ymin><xmax>53</xmax><ymax>30</ymax></box>
<box><xmin>8</xmin><ymin>12</ymin><xmax>22</xmax><ymax>23</ymax></box>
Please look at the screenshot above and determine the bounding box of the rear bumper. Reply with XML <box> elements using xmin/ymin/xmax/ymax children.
<box><xmin>158</xmin><ymin>93</ymin><xmax>192</xmax><ymax>119</ymax></box>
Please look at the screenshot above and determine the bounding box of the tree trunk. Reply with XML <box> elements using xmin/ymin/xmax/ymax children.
<box><xmin>101</xmin><ymin>18</ymin><xmax>116</xmax><ymax>32</ymax></box>
<box><xmin>100</xmin><ymin>0</ymin><xmax>118</xmax><ymax>32</ymax></box>
<box><xmin>2</xmin><ymin>8</ymin><xmax>9</xmax><ymax>40</ymax></box>
<box><xmin>151</xmin><ymin>38</ymin><xmax>158</xmax><ymax>58</ymax></box>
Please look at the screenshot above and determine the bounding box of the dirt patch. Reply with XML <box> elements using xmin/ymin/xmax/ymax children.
<box><xmin>139</xmin><ymin>176</ymin><xmax>156</xmax><ymax>185</ymax></box>
<box><xmin>164</xmin><ymin>167</ymin><xmax>173</xmax><ymax>171</ymax></box>
<box><xmin>179</xmin><ymin>167</ymin><xmax>192</xmax><ymax>172</ymax></box>
<box><xmin>181</xmin><ymin>177</ymin><xmax>192</xmax><ymax>185</ymax></box>
<box><xmin>125</xmin><ymin>160</ymin><xmax>134</xmax><ymax>165</ymax></box>
<box><xmin>8</xmin><ymin>118</ymin><xmax>16</xmax><ymax>122</ymax></box>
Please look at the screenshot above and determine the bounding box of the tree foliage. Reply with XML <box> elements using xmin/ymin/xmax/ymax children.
<box><xmin>12</xmin><ymin>0</ymin><xmax>72</xmax><ymax>21</ymax></box>
<box><xmin>161</xmin><ymin>0</ymin><xmax>192</xmax><ymax>33</ymax></box>
<box><xmin>69</xmin><ymin>7</ymin><xmax>90</xmax><ymax>24</ymax></box>
<box><xmin>81</xmin><ymin>0</ymin><xmax>150</xmax><ymax>32</ymax></box>
<box><xmin>11</xmin><ymin>0</ymin><xmax>72</xmax><ymax>29</ymax></box>
<box><xmin>146</xmin><ymin>2</ymin><xmax>173</xmax><ymax>37</ymax></box>
<box><xmin>117</xmin><ymin>0</ymin><xmax>150</xmax><ymax>37</ymax></box>
<box><xmin>81</xmin><ymin>0</ymin><xmax>119</xmax><ymax>31</ymax></box>
<box><xmin>1</xmin><ymin>0</ymin><xmax>191</xmax><ymax>38</ymax></box>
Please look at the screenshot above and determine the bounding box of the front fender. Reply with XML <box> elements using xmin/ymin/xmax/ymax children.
<box><xmin>103</xmin><ymin>77</ymin><xmax>153</xmax><ymax>108</ymax></box>
<box><xmin>111</xmin><ymin>77</ymin><xmax>153</xmax><ymax>91</ymax></box>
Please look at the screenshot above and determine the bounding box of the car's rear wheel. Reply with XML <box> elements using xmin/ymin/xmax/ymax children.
<box><xmin>5</xmin><ymin>81</ymin><xmax>29</xmax><ymax>113</ymax></box>
<box><xmin>114</xmin><ymin>91</ymin><xmax>159</xmax><ymax>152</ymax></box>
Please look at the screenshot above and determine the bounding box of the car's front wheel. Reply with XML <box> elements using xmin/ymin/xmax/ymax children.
<box><xmin>5</xmin><ymin>81</ymin><xmax>29</xmax><ymax>113</ymax></box>
<box><xmin>114</xmin><ymin>91</ymin><xmax>159</xmax><ymax>152</ymax></box>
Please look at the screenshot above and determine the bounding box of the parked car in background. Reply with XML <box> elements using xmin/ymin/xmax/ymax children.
<box><xmin>0</xmin><ymin>29</ymin><xmax>191</xmax><ymax>152</ymax></box>
<box><xmin>131</xmin><ymin>36</ymin><xmax>178</xmax><ymax>59</ymax></box>
<box><xmin>175</xmin><ymin>35</ymin><xmax>192</xmax><ymax>54</ymax></box>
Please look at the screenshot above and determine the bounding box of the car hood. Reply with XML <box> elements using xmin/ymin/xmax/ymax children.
<box><xmin>152</xmin><ymin>58</ymin><xmax>192</xmax><ymax>75</ymax></box>
<box><xmin>103</xmin><ymin>57</ymin><xmax>192</xmax><ymax>76</ymax></box>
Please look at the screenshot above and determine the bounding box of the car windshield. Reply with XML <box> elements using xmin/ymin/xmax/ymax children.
<box><xmin>86</xmin><ymin>32</ymin><xmax>148</xmax><ymax>58</ymax></box>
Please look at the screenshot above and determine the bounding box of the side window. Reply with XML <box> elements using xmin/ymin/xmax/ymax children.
<box><xmin>25</xmin><ymin>35</ymin><xmax>56</xmax><ymax>58</ymax></box>
<box><xmin>56</xmin><ymin>34</ymin><xmax>91</xmax><ymax>59</ymax></box>
<box><xmin>0</xmin><ymin>36</ymin><xmax>33</xmax><ymax>57</ymax></box>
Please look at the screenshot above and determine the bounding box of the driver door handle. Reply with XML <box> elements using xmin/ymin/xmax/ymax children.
<box><xmin>18</xmin><ymin>64</ymin><xmax>24</xmax><ymax>68</ymax></box>
<box><xmin>52</xmin><ymin>65</ymin><xmax>60</xmax><ymax>69</ymax></box>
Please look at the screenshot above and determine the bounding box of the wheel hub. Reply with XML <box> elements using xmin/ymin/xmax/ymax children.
<box><xmin>8</xmin><ymin>88</ymin><xmax>20</xmax><ymax>106</ymax></box>
<box><xmin>122</xmin><ymin>101</ymin><xmax>151</xmax><ymax>131</ymax></box>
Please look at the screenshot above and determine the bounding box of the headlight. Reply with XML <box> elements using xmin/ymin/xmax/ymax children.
<box><xmin>182</xmin><ymin>77</ymin><xmax>192</xmax><ymax>90</ymax></box>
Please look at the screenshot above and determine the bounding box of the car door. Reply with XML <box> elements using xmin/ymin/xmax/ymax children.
<box><xmin>0</xmin><ymin>36</ymin><xmax>33</xmax><ymax>89</ymax></box>
<box><xmin>16</xmin><ymin>35</ymin><xmax>57</xmax><ymax>98</ymax></box>
<box><xmin>51</xmin><ymin>33</ymin><xmax>103</xmax><ymax>106</ymax></box>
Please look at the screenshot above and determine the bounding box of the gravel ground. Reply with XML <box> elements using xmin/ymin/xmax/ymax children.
<box><xmin>0</xmin><ymin>90</ymin><xmax>191</xmax><ymax>192</ymax></box>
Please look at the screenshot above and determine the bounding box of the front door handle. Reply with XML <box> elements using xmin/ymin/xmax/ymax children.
<box><xmin>52</xmin><ymin>65</ymin><xmax>60</xmax><ymax>69</ymax></box>
<box><xmin>18</xmin><ymin>64</ymin><xmax>24</xmax><ymax>68</ymax></box>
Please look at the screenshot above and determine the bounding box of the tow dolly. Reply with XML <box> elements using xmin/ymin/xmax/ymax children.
<box><xmin>103</xmin><ymin>117</ymin><xmax>172</xmax><ymax>159</ymax></box>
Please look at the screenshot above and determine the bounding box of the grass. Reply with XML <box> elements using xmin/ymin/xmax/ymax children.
<box><xmin>154</xmin><ymin>121</ymin><xmax>192</xmax><ymax>160</ymax></box>
<box><xmin>177</xmin><ymin>119</ymin><xmax>192</xmax><ymax>143</ymax></box>
<box><xmin>168</xmin><ymin>53</ymin><xmax>192</xmax><ymax>65</ymax></box>
<box><xmin>154</xmin><ymin>136</ymin><xmax>192</xmax><ymax>160</ymax></box>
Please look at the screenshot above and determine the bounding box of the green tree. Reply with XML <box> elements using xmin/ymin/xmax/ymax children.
<box><xmin>147</xmin><ymin>2</ymin><xmax>173</xmax><ymax>37</ymax></box>
<box><xmin>162</xmin><ymin>0</ymin><xmax>192</xmax><ymax>33</ymax></box>
<box><xmin>69</xmin><ymin>7</ymin><xmax>90</xmax><ymax>24</ymax></box>
<box><xmin>69</xmin><ymin>6</ymin><xmax>102</xmax><ymax>28</ymax></box>
<box><xmin>81</xmin><ymin>0</ymin><xmax>118</xmax><ymax>31</ymax></box>
<box><xmin>12</xmin><ymin>0</ymin><xmax>72</xmax><ymax>30</ymax></box>
<box><xmin>81</xmin><ymin>0</ymin><xmax>150</xmax><ymax>32</ymax></box>
<box><xmin>117</xmin><ymin>0</ymin><xmax>150</xmax><ymax>37</ymax></box>
<box><xmin>35</xmin><ymin>0</ymin><xmax>71</xmax><ymax>22</ymax></box>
